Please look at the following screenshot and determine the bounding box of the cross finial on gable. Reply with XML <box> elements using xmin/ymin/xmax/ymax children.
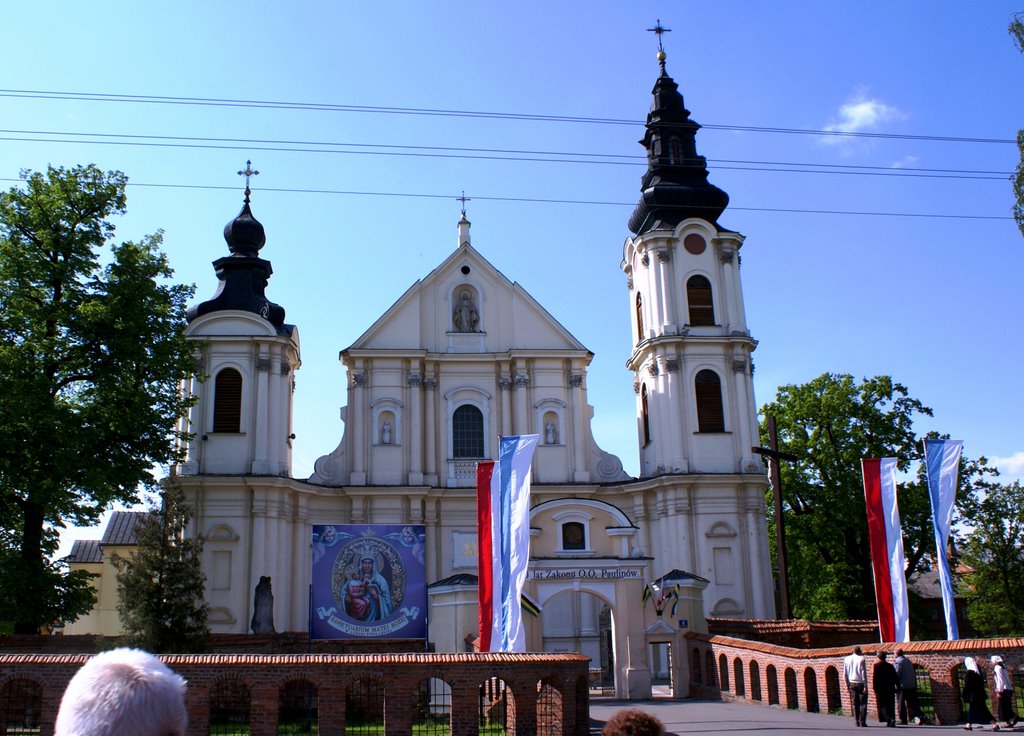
<box><xmin>457</xmin><ymin>190</ymin><xmax>471</xmax><ymax>218</ymax></box>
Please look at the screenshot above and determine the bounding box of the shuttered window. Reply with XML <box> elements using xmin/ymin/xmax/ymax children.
<box><xmin>687</xmin><ymin>275</ymin><xmax>715</xmax><ymax>326</ymax></box>
<box><xmin>213</xmin><ymin>368</ymin><xmax>242</xmax><ymax>433</ymax></box>
<box><xmin>695</xmin><ymin>370</ymin><xmax>725</xmax><ymax>432</ymax></box>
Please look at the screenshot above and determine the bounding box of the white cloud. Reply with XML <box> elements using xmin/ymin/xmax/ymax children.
<box><xmin>820</xmin><ymin>89</ymin><xmax>907</xmax><ymax>148</ymax></box>
<box><xmin>989</xmin><ymin>451</ymin><xmax>1024</xmax><ymax>482</ymax></box>
<box><xmin>891</xmin><ymin>155</ymin><xmax>920</xmax><ymax>169</ymax></box>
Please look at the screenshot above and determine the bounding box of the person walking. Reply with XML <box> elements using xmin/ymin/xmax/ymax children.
<box><xmin>992</xmin><ymin>656</ymin><xmax>1018</xmax><ymax>730</ymax></box>
<box><xmin>894</xmin><ymin>648</ymin><xmax>927</xmax><ymax>725</ymax></box>
<box><xmin>873</xmin><ymin>651</ymin><xmax>899</xmax><ymax>727</ymax></box>
<box><xmin>962</xmin><ymin>656</ymin><xmax>996</xmax><ymax>731</ymax></box>
<box><xmin>845</xmin><ymin>646</ymin><xmax>869</xmax><ymax>727</ymax></box>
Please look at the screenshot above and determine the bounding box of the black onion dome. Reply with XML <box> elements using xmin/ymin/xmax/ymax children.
<box><xmin>628</xmin><ymin>62</ymin><xmax>729</xmax><ymax>235</ymax></box>
<box><xmin>223</xmin><ymin>201</ymin><xmax>266</xmax><ymax>256</ymax></box>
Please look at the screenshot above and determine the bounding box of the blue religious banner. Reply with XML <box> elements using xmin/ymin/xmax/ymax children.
<box><xmin>310</xmin><ymin>524</ymin><xmax>427</xmax><ymax>640</ymax></box>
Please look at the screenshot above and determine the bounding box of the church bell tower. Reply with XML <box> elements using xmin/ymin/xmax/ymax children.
<box><xmin>621</xmin><ymin>43</ymin><xmax>761</xmax><ymax>479</ymax></box>
<box><xmin>178</xmin><ymin>164</ymin><xmax>300</xmax><ymax>477</ymax></box>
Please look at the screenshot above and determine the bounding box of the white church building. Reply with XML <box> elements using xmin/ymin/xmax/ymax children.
<box><xmin>84</xmin><ymin>52</ymin><xmax>776</xmax><ymax>699</ymax></box>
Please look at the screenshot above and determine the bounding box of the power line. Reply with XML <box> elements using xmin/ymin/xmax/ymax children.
<box><xmin>0</xmin><ymin>88</ymin><xmax>1015</xmax><ymax>145</ymax></box>
<box><xmin>0</xmin><ymin>178</ymin><xmax>1007</xmax><ymax>221</ymax></box>
<box><xmin>0</xmin><ymin>131</ymin><xmax>1012</xmax><ymax>181</ymax></box>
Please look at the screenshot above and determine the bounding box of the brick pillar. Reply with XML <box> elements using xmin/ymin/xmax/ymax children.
<box><xmin>450</xmin><ymin>682</ymin><xmax>480</xmax><ymax>736</ymax></box>
<box><xmin>249</xmin><ymin>684</ymin><xmax>279</xmax><ymax>736</ymax></box>
<box><xmin>384</xmin><ymin>678</ymin><xmax>415</xmax><ymax>736</ymax></box>
<box><xmin>40</xmin><ymin>678</ymin><xmax>67</xmax><ymax>736</ymax></box>
<box><xmin>508</xmin><ymin>681</ymin><xmax>536</xmax><ymax>736</ymax></box>
<box><xmin>317</xmin><ymin>684</ymin><xmax>345</xmax><ymax>736</ymax></box>
<box><xmin>185</xmin><ymin>684</ymin><xmax>210</xmax><ymax>736</ymax></box>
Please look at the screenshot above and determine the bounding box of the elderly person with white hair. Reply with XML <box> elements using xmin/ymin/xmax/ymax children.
<box><xmin>991</xmin><ymin>655</ymin><xmax>1018</xmax><ymax>730</ymax></box>
<box><xmin>55</xmin><ymin>648</ymin><xmax>187</xmax><ymax>736</ymax></box>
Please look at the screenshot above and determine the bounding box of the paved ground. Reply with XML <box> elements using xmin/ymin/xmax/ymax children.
<box><xmin>588</xmin><ymin>698</ymin><xmax>997</xmax><ymax>735</ymax></box>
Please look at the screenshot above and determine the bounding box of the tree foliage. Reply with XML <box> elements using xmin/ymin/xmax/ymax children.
<box><xmin>959</xmin><ymin>480</ymin><xmax>1024</xmax><ymax>636</ymax></box>
<box><xmin>0</xmin><ymin>165</ymin><xmax>195</xmax><ymax>633</ymax></box>
<box><xmin>114</xmin><ymin>480</ymin><xmax>209</xmax><ymax>653</ymax></box>
<box><xmin>1012</xmin><ymin>12</ymin><xmax>1024</xmax><ymax>237</ymax></box>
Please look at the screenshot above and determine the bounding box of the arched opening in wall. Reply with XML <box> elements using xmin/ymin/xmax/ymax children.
<box><xmin>209</xmin><ymin>678</ymin><xmax>251</xmax><ymax>735</ymax></box>
<box><xmin>542</xmin><ymin>410</ymin><xmax>560</xmax><ymax>445</ymax></box>
<box><xmin>345</xmin><ymin>677</ymin><xmax>384</xmax><ymax>734</ymax></box>
<box><xmin>695</xmin><ymin>369</ymin><xmax>725</xmax><ymax>432</ymax></box>
<box><xmin>479</xmin><ymin>677</ymin><xmax>510</xmax><ymax>734</ymax></box>
<box><xmin>641</xmin><ymin>384</ymin><xmax>651</xmax><ymax>445</ymax></box>
<box><xmin>705</xmin><ymin>651</ymin><xmax>717</xmax><ymax>691</ymax></box>
<box><xmin>212</xmin><ymin>368</ymin><xmax>242</xmax><ymax>432</ymax></box>
<box><xmin>0</xmin><ymin>678</ymin><xmax>41</xmax><ymax>734</ymax></box>
<box><xmin>691</xmin><ymin>649</ymin><xmax>703</xmax><ymax>685</ymax></box>
<box><xmin>537</xmin><ymin>677</ymin><xmax>564</xmax><ymax>736</ymax></box>
<box><xmin>376</xmin><ymin>409</ymin><xmax>396</xmax><ymax>445</ymax></box>
<box><xmin>915</xmin><ymin>666</ymin><xmax>936</xmax><ymax>724</ymax></box>
<box><xmin>452</xmin><ymin>404</ymin><xmax>484</xmax><ymax>458</ymax></box>
<box><xmin>719</xmin><ymin>654</ymin><xmax>730</xmax><ymax>691</ymax></box>
<box><xmin>278</xmin><ymin>679</ymin><xmax>318</xmax><ymax>734</ymax></box>
<box><xmin>803</xmin><ymin>667</ymin><xmax>820</xmax><ymax>713</ymax></box>
<box><xmin>784</xmin><ymin>667</ymin><xmax>798</xmax><ymax>710</ymax></box>
<box><xmin>541</xmin><ymin>590</ymin><xmax>613</xmax><ymax>692</ymax></box>
<box><xmin>825</xmin><ymin>666</ymin><xmax>842</xmax><ymax>714</ymax></box>
<box><xmin>733</xmin><ymin>658</ymin><xmax>746</xmax><ymax>697</ymax></box>
<box><xmin>686</xmin><ymin>275</ymin><xmax>715</xmax><ymax>326</ymax></box>
<box><xmin>766</xmin><ymin>664</ymin><xmax>780</xmax><ymax>706</ymax></box>
<box><xmin>635</xmin><ymin>293</ymin><xmax>645</xmax><ymax>343</ymax></box>
<box><xmin>412</xmin><ymin>677</ymin><xmax>451</xmax><ymax>735</ymax></box>
<box><xmin>749</xmin><ymin>661</ymin><xmax>762</xmax><ymax>701</ymax></box>
<box><xmin>955</xmin><ymin>663</ymin><xmax>969</xmax><ymax>723</ymax></box>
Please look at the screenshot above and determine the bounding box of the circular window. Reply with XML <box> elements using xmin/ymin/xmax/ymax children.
<box><xmin>461</xmin><ymin>265</ymin><xmax>471</xmax><ymax>275</ymax></box>
<box><xmin>684</xmin><ymin>234</ymin><xmax>706</xmax><ymax>255</ymax></box>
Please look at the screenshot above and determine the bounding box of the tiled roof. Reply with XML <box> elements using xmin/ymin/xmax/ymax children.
<box><xmin>100</xmin><ymin>511</ymin><xmax>146</xmax><ymax>545</ymax></box>
<box><xmin>68</xmin><ymin>539</ymin><xmax>102</xmax><ymax>564</ymax></box>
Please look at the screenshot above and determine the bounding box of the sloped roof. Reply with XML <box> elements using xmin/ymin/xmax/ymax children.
<box><xmin>68</xmin><ymin>539</ymin><xmax>102</xmax><ymax>564</ymax></box>
<box><xmin>100</xmin><ymin>511</ymin><xmax>146</xmax><ymax>545</ymax></box>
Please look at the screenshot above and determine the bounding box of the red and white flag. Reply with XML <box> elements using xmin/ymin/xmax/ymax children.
<box><xmin>862</xmin><ymin>457</ymin><xmax>910</xmax><ymax>643</ymax></box>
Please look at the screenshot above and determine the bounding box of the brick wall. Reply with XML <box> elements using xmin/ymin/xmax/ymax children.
<box><xmin>0</xmin><ymin>652</ymin><xmax>590</xmax><ymax>736</ymax></box>
<box><xmin>686</xmin><ymin>633</ymin><xmax>1024</xmax><ymax>725</ymax></box>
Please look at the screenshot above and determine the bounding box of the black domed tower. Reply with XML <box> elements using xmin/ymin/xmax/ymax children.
<box><xmin>178</xmin><ymin>162</ymin><xmax>300</xmax><ymax>479</ymax></box>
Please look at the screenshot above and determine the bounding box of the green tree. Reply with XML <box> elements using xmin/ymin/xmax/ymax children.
<box><xmin>114</xmin><ymin>480</ymin><xmax>209</xmax><ymax>653</ymax></box>
<box><xmin>1012</xmin><ymin>12</ymin><xmax>1024</xmax><ymax>236</ymax></box>
<box><xmin>0</xmin><ymin>165</ymin><xmax>195</xmax><ymax>633</ymax></box>
<box><xmin>959</xmin><ymin>480</ymin><xmax>1024</xmax><ymax>635</ymax></box>
<box><xmin>761</xmin><ymin>374</ymin><xmax>930</xmax><ymax>620</ymax></box>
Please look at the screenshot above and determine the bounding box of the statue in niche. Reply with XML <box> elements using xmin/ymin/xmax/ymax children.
<box><xmin>452</xmin><ymin>289</ymin><xmax>479</xmax><ymax>332</ymax></box>
<box><xmin>545</xmin><ymin>420</ymin><xmax>557</xmax><ymax>445</ymax></box>
<box><xmin>381</xmin><ymin>420</ymin><xmax>392</xmax><ymax>445</ymax></box>
<box><xmin>250</xmin><ymin>575</ymin><xmax>275</xmax><ymax>634</ymax></box>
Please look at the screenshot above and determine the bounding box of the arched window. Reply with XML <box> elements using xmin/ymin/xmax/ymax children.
<box><xmin>667</xmin><ymin>137</ymin><xmax>684</xmax><ymax>164</ymax></box>
<box><xmin>452</xmin><ymin>404</ymin><xmax>484</xmax><ymax>458</ymax></box>
<box><xmin>635</xmin><ymin>292</ymin><xmax>645</xmax><ymax>342</ymax></box>
<box><xmin>641</xmin><ymin>384</ymin><xmax>651</xmax><ymax>446</ymax></box>
<box><xmin>213</xmin><ymin>368</ymin><xmax>242</xmax><ymax>433</ymax></box>
<box><xmin>687</xmin><ymin>275</ymin><xmax>715</xmax><ymax>326</ymax></box>
<box><xmin>695</xmin><ymin>370</ymin><xmax>725</xmax><ymax>432</ymax></box>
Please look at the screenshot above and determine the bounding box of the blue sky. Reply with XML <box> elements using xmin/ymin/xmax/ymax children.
<box><xmin>2</xmin><ymin>3</ymin><xmax>1022</xmax><ymax>550</ymax></box>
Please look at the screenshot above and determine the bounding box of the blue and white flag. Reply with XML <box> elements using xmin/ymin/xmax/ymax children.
<box><xmin>924</xmin><ymin>438</ymin><xmax>963</xmax><ymax>641</ymax></box>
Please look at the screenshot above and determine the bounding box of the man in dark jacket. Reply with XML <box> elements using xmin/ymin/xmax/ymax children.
<box><xmin>872</xmin><ymin>651</ymin><xmax>900</xmax><ymax>727</ymax></box>
<box><xmin>893</xmin><ymin>649</ymin><xmax>926</xmax><ymax>725</ymax></box>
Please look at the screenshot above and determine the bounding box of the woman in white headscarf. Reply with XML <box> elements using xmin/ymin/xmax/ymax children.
<box><xmin>962</xmin><ymin>657</ymin><xmax>995</xmax><ymax>730</ymax></box>
<box><xmin>991</xmin><ymin>656</ymin><xmax>1018</xmax><ymax>729</ymax></box>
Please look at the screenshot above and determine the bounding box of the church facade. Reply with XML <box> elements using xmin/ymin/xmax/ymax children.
<box><xmin>166</xmin><ymin>54</ymin><xmax>773</xmax><ymax>699</ymax></box>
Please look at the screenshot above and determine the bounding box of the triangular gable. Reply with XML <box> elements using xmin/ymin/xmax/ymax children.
<box><xmin>346</xmin><ymin>242</ymin><xmax>589</xmax><ymax>354</ymax></box>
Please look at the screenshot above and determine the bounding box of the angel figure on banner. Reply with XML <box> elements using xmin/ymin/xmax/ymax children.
<box><xmin>642</xmin><ymin>582</ymin><xmax>681</xmax><ymax>617</ymax></box>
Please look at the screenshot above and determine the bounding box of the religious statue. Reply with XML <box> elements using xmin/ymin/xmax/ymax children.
<box><xmin>381</xmin><ymin>420</ymin><xmax>392</xmax><ymax>445</ymax></box>
<box><xmin>250</xmin><ymin>575</ymin><xmax>275</xmax><ymax>633</ymax></box>
<box><xmin>545</xmin><ymin>420</ymin><xmax>557</xmax><ymax>445</ymax></box>
<box><xmin>452</xmin><ymin>289</ymin><xmax>479</xmax><ymax>332</ymax></box>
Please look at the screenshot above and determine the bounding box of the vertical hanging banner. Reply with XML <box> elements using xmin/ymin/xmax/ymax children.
<box><xmin>862</xmin><ymin>458</ymin><xmax>910</xmax><ymax>643</ymax></box>
<box><xmin>310</xmin><ymin>524</ymin><xmax>427</xmax><ymax>640</ymax></box>
<box><xmin>924</xmin><ymin>438</ymin><xmax>963</xmax><ymax>641</ymax></box>
<box><xmin>477</xmin><ymin>434</ymin><xmax>539</xmax><ymax>652</ymax></box>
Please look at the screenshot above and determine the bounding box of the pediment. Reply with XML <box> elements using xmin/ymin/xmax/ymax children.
<box><xmin>346</xmin><ymin>243</ymin><xmax>588</xmax><ymax>355</ymax></box>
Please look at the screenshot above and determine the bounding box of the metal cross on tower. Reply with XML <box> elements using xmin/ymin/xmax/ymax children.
<box><xmin>752</xmin><ymin>415</ymin><xmax>801</xmax><ymax>620</ymax></box>
<box><xmin>646</xmin><ymin>19</ymin><xmax>671</xmax><ymax>52</ymax></box>
<box><xmin>457</xmin><ymin>190</ymin><xmax>471</xmax><ymax>217</ymax></box>
<box><xmin>237</xmin><ymin>159</ymin><xmax>260</xmax><ymax>202</ymax></box>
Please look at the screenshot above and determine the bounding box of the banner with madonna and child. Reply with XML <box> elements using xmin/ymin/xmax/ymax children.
<box><xmin>310</xmin><ymin>524</ymin><xmax>427</xmax><ymax>640</ymax></box>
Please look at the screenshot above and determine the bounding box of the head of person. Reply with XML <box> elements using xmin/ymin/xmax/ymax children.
<box><xmin>877</xmin><ymin>651</ymin><xmax>887</xmax><ymax>661</ymax></box>
<box><xmin>853</xmin><ymin>646</ymin><xmax>863</xmax><ymax>656</ymax></box>
<box><xmin>895</xmin><ymin>648</ymin><xmax>904</xmax><ymax>657</ymax></box>
<box><xmin>965</xmin><ymin>656</ymin><xmax>980</xmax><ymax>673</ymax></box>
<box><xmin>55</xmin><ymin>648</ymin><xmax>187</xmax><ymax>736</ymax></box>
<box><xmin>992</xmin><ymin>655</ymin><xmax>1004</xmax><ymax>666</ymax></box>
<box><xmin>602</xmin><ymin>708</ymin><xmax>665</xmax><ymax>736</ymax></box>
